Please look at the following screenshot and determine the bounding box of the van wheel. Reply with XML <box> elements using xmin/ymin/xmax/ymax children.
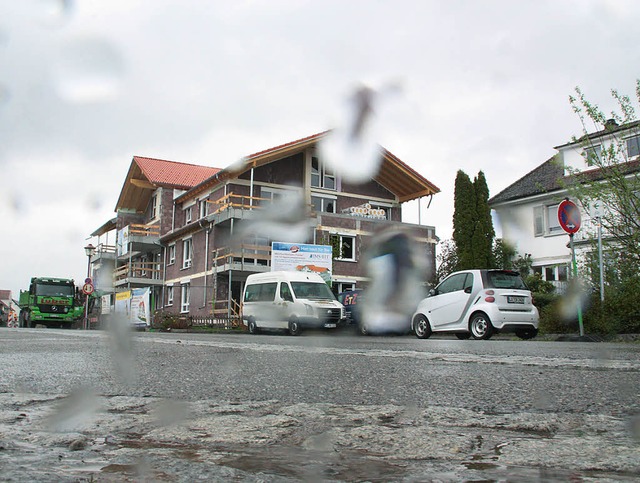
<box><xmin>413</xmin><ymin>315</ymin><xmax>432</xmax><ymax>339</ymax></box>
<box><xmin>288</xmin><ymin>319</ymin><xmax>301</xmax><ymax>336</ymax></box>
<box><xmin>515</xmin><ymin>328</ymin><xmax>538</xmax><ymax>340</ymax></box>
<box><xmin>248</xmin><ymin>319</ymin><xmax>258</xmax><ymax>334</ymax></box>
<box><xmin>470</xmin><ymin>313</ymin><xmax>493</xmax><ymax>340</ymax></box>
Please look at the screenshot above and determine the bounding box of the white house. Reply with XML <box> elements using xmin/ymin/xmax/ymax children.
<box><xmin>489</xmin><ymin>120</ymin><xmax>640</xmax><ymax>291</ymax></box>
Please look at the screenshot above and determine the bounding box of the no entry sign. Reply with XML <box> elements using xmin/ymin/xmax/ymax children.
<box><xmin>557</xmin><ymin>199</ymin><xmax>581</xmax><ymax>234</ymax></box>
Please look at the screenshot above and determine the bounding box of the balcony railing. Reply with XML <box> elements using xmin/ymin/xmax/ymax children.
<box><xmin>128</xmin><ymin>223</ymin><xmax>160</xmax><ymax>237</ymax></box>
<box><xmin>114</xmin><ymin>261</ymin><xmax>163</xmax><ymax>282</ymax></box>
<box><xmin>207</xmin><ymin>193</ymin><xmax>269</xmax><ymax>216</ymax></box>
<box><xmin>212</xmin><ymin>243</ymin><xmax>271</xmax><ymax>269</ymax></box>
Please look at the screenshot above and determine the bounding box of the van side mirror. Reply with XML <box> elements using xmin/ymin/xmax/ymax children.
<box><xmin>428</xmin><ymin>288</ymin><xmax>436</xmax><ymax>297</ymax></box>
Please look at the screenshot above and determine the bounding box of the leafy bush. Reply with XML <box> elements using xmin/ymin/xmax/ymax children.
<box><xmin>152</xmin><ymin>310</ymin><xmax>191</xmax><ymax>331</ymax></box>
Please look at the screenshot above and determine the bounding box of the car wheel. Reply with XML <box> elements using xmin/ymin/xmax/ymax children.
<box><xmin>515</xmin><ymin>328</ymin><xmax>538</xmax><ymax>340</ymax></box>
<box><xmin>358</xmin><ymin>321</ymin><xmax>368</xmax><ymax>336</ymax></box>
<box><xmin>469</xmin><ymin>313</ymin><xmax>493</xmax><ymax>340</ymax></box>
<box><xmin>413</xmin><ymin>315</ymin><xmax>432</xmax><ymax>339</ymax></box>
<box><xmin>455</xmin><ymin>332</ymin><xmax>471</xmax><ymax>340</ymax></box>
<box><xmin>248</xmin><ymin>319</ymin><xmax>258</xmax><ymax>334</ymax></box>
<box><xmin>288</xmin><ymin>319</ymin><xmax>301</xmax><ymax>336</ymax></box>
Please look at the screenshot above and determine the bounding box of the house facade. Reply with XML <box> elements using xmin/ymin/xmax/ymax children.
<box><xmin>89</xmin><ymin>132</ymin><xmax>440</xmax><ymax>322</ymax></box>
<box><xmin>489</xmin><ymin>120</ymin><xmax>640</xmax><ymax>291</ymax></box>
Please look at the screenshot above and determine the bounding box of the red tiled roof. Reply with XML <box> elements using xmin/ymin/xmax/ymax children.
<box><xmin>134</xmin><ymin>156</ymin><xmax>220</xmax><ymax>189</ymax></box>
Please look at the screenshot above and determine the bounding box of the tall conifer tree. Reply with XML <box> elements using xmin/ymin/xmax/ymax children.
<box><xmin>452</xmin><ymin>170</ymin><xmax>475</xmax><ymax>270</ymax></box>
<box><xmin>472</xmin><ymin>171</ymin><xmax>495</xmax><ymax>268</ymax></box>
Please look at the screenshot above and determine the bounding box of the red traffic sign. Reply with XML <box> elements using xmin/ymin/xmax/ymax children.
<box><xmin>82</xmin><ymin>283</ymin><xmax>95</xmax><ymax>295</ymax></box>
<box><xmin>557</xmin><ymin>199</ymin><xmax>581</xmax><ymax>234</ymax></box>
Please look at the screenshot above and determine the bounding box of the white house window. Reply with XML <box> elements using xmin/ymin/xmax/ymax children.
<box><xmin>534</xmin><ymin>204</ymin><xmax>564</xmax><ymax>236</ymax></box>
<box><xmin>182</xmin><ymin>238</ymin><xmax>192</xmax><ymax>268</ymax></box>
<box><xmin>180</xmin><ymin>283</ymin><xmax>190</xmax><ymax>313</ymax></box>
<box><xmin>626</xmin><ymin>135</ymin><xmax>640</xmax><ymax>158</ymax></box>
<box><xmin>168</xmin><ymin>244</ymin><xmax>176</xmax><ymax>265</ymax></box>
<box><xmin>331</xmin><ymin>234</ymin><xmax>355</xmax><ymax>261</ymax></box>
<box><xmin>185</xmin><ymin>205</ymin><xmax>193</xmax><ymax>224</ymax></box>
<box><xmin>166</xmin><ymin>286</ymin><xmax>174</xmax><ymax>306</ymax></box>
<box><xmin>311</xmin><ymin>195</ymin><xmax>336</xmax><ymax>213</ymax></box>
<box><xmin>582</xmin><ymin>145</ymin><xmax>601</xmax><ymax>166</ymax></box>
<box><xmin>311</xmin><ymin>156</ymin><xmax>336</xmax><ymax>190</ymax></box>
<box><xmin>547</xmin><ymin>204</ymin><xmax>563</xmax><ymax>234</ymax></box>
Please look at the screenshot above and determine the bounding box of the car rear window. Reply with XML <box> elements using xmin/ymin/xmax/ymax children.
<box><xmin>485</xmin><ymin>271</ymin><xmax>528</xmax><ymax>289</ymax></box>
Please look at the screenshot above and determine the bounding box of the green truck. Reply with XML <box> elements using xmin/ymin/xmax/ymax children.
<box><xmin>18</xmin><ymin>277</ymin><xmax>85</xmax><ymax>328</ymax></box>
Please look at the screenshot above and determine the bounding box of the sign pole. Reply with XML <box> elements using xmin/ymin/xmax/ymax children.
<box><xmin>569</xmin><ymin>233</ymin><xmax>584</xmax><ymax>337</ymax></box>
<box><xmin>558</xmin><ymin>198</ymin><xmax>584</xmax><ymax>337</ymax></box>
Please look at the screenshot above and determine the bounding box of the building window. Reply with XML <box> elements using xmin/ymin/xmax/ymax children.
<box><xmin>168</xmin><ymin>244</ymin><xmax>176</xmax><ymax>265</ymax></box>
<box><xmin>166</xmin><ymin>286</ymin><xmax>174</xmax><ymax>306</ymax></box>
<box><xmin>534</xmin><ymin>204</ymin><xmax>564</xmax><ymax>236</ymax></box>
<box><xmin>331</xmin><ymin>234</ymin><xmax>355</xmax><ymax>261</ymax></box>
<box><xmin>311</xmin><ymin>195</ymin><xmax>336</xmax><ymax>213</ymax></box>
<box><xmin>199</xmin><ymin>198</ymin><xmax>208</xmax><ymax>219</ymax></box>
<box><xmin>182</xmin><ymin>238</ymin><xmax>192</xmax><ymax>269</ymax></box>
<box><xmin>311</xmin><ymin>156</ymin><xmax>336</xmax><ymax>190</ymax></box>
<box><xmin>180</xmin><ymin>283</ymin><xmax>190</xmax><ymax>313</ymax></box>
<box><xmin>627</xmin><ymin>135</ymin><xmax>640</xmax><ymax>158</ymax></box>
<box><xmin>185</xmin><ymin>205</ymin><xmax>193</xmax><ymax>224</ymax></box>
<box><xmin>369</xmin><ymin>204</ymin><xmax>390</xmax><ymax>220</ymax></box>
<box><xmin>333</xmin><ymin>281</ymin><xmax>355</xmax><ymax>295</ymax></box>
<box><xmin>152</xmin><ymin>252</ymin><xmax>161</xmax><ymax>280</ymax></box>
<box><xmin>140</xmin><ymin>255</ymin><xmax>148</xmax><ymax>277</ymax></box>
<box><xmin>150</xmin><ymin>193</ymin><xmax>159</xmax><ymax>220</ymax></box>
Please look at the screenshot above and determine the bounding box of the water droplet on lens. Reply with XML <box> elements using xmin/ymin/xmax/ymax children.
<box><xmin>54</xmin><ymin>36</ymin><xmax>124</xmax><ymax>103</ymax></box>
<box><xmin>37</xmin><ymin>0</ymin><xmax>74</xmax><ymax>27</ymax></box>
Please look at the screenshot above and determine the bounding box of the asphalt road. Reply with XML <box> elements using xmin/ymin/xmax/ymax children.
<box><xmin>1</xmin><ymin>327</ymin><xmax>639</xmax><ymax>481</ymax></box>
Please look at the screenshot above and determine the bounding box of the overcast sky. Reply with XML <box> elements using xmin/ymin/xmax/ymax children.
<box><xmin>1</xmin><ymin>0</ymin><xmax>639</xmax><ymax>298</ymax></box>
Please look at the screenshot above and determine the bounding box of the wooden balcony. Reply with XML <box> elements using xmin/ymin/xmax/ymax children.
<box><xmin>207</xmin><ymin>193</ymin><xmax>269</xmax><ymax>216</ymax></box>
<box><xmin>211</xmin><ymin>243</ymin><xmax>271</xmax><ymax>273</ymax></box>
<box><xmin>114</xmin><ymin>261</ymin><xmax>163</xmax><ymax>287</ymax></box>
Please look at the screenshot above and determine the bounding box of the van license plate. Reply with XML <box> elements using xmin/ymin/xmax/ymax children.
<box><xmin>507</xmin><ymin>296</ymin><xmax>525</xmax><ymax>304</ymax></box>
<box><xmin>324</xmin><ymin>323</ymin><xmax>337</xmax><ymax>328</ymax></box>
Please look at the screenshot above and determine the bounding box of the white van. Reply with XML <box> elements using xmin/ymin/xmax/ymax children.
<box><xmin>241</xmin><ymin>271</ymin><xmax>346</xmax><ymax>335</ymax></box>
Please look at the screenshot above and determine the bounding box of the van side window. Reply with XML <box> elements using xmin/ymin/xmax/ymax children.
<box><xmin>244</xmin><ymin>282</ymin><xmax>278</xmax><ymax>302</ymax></box>
<box><xmin>259</xmin><ymin>282</ymin><xmax>277</xmax><ymax>301</ymax></box>
<box><xmin>280</xmin><ymin>283</ymin><xmax>294</xmax><ymax>302</ymax></box>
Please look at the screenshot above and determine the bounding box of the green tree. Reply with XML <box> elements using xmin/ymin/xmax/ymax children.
<box><xmin>452</xmin><ymin>170</ymin><xmax>476</xmax><ymax>270</ymax></box>
<box><xmin>472</xmin><ymin>171</ymin><xmax>495</xmax><ymax>268</ymax></box>
<box><xmin>567</xmin><ymin>80</ymin><xmax>640</xmax><ymax>265</ymax></box>
<box><xmin>452</xmin><ymin>169</ymin><xmax>496</xmax><ymax>271</ymax></box>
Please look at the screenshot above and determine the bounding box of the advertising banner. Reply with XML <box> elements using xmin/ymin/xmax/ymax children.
<box><xmin>130</xmin><ymin>287</ymin><xmax>151</xmax><ymax>327</ymax></box>
<box><xmin>271</xmin><ymin>242</ymin><xmax>332</xmax><ymax>283</ymax></box>
<box><xmin>114</xmin><ymin>289</ymin><xmax>150</xmax><ymax>327</ymax></box>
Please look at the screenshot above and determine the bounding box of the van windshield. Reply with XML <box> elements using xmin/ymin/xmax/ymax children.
<box><xmin>291</xmin><ymin>282</ymin><xmax>335</xmax><ymax>300</ymax></box>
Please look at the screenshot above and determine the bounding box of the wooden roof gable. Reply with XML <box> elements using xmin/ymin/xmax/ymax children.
<box><xmin>179</xmin><ymin>132</ymin><xmax>440</xmax><ymax>203</ymax></box>
<box><xmin>115</xmin><ymin>156</ymin><xmax>220</xmax><ymax>213</ymax></box>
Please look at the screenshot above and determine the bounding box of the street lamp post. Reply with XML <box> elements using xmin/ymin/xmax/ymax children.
<box><xmin>84</xmin><ymin>243</ymin><xmax>96</xmax><ymax>330</ymax></box>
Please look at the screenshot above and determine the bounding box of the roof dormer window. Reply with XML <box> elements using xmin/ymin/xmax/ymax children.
<box><xmin>626</xmin><ymin>135</ymin><xmax>640</xmax><ymax>158</ymax></box>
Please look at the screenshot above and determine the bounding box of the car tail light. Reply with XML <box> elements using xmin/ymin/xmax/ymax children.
<box><xmin>484</xmin><ymin>290</ymin><xmax>495</xmax><ymax>303</ymax></box>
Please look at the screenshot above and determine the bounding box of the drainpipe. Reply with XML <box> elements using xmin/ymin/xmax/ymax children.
<box><xmin>228</xmin><ymin>218</ymin><xmax>234</xmax><ymax>319</ymax></box>
<box><xmin>249</xmin><ymin>166</ymin><xmax>254</xmax><ymax>209</ymax></box>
